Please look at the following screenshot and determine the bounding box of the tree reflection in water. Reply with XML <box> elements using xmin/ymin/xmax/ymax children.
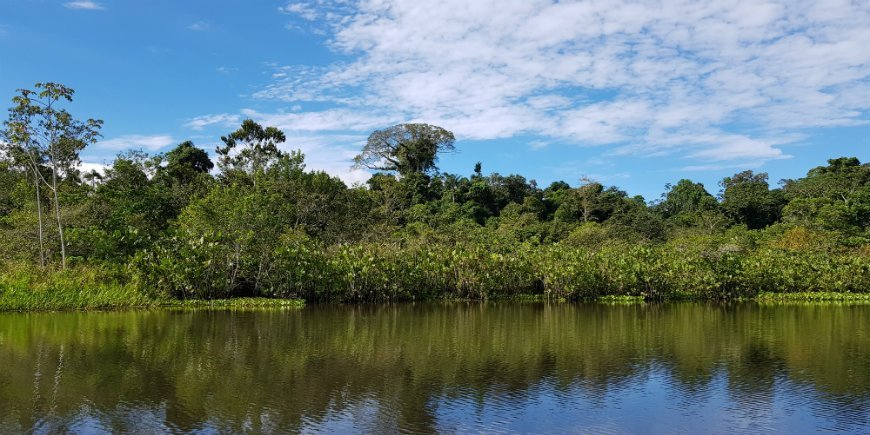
<box><xmin>0</xmin><ymin>302</ymin><xmax>867</xmax><ymax>433</ymax></box>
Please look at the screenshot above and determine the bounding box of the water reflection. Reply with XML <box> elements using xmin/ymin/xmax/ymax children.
<box><xmin>0</xmin><ymin>302</ymin><xmax>868</xmax><ymax>433</ymax></box>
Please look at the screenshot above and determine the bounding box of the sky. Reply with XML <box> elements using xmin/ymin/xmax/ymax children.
<box><xmin>0</xmin><ymin>0</ymin><xmax>868</xmax><ymax>200</ymax></box>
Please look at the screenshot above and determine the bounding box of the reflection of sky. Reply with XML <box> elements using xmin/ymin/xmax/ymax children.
<box><xmin>427</xmin><ymin>368</ymin><xmax>860</xmax><ymax>434</ymax></box>
<box><xmin>3</xmin><ymin>304</ymin><xmax>870</xmax><ymax>434</ymax></box>
<box><xmin>268</xmin><ymin>366</ymin><xmax>870</xmax><ymax>433</ymax></box>
<box><xmin>23</xmin><ymin>370</ymin><xmax>869</xmax><ymax>434</ymax></box>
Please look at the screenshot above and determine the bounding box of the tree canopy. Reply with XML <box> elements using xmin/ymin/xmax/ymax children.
<box><xmin>216</xmin><ymin>119</ymin><xmax>286</xmax><ymax>181</ymax></box>
<box><xmin>353</xmin><ymin>123</ymin><xmax>455</xmax><ymax>176</ymax></box>
<box><xmin>2</xmin><ymin>83</ymin><xmax>870</xmax><ymax>301</ymax></box>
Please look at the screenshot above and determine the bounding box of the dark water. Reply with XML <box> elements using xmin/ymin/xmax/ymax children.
<box><xmin>0</xmin><ymin>302</ymin><xmax>869</xmax><ymax>434</ymax></box>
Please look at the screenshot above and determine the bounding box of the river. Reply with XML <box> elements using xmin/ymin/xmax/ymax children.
<box><xmin>0</xmin><ymin>302</ymin><xmax>868</xmax><ymax>433</ymax></box>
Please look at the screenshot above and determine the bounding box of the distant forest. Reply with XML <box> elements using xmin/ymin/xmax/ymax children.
<box><xmin>2</xmin><ymin>83</ymin><xmax>869</xmax><ymax>303</ymax></box>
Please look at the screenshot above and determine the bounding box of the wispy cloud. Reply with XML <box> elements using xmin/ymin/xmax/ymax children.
<box><xmin>274</xmin><ymin>133</ymin><xmax>372</xmax><ymax>185</ymax></box>
<box><xmin>97</xmin><ymin>135</ymin><xmax>175</xmax><ymax>152</ymax></box>
<box><xmin>184</xmin><ymin>114</ymin><xmax>240</xmax><ymax>131</ymax></box>
<box><xmin>63</xmin><ymin>1</ymin><xmax>105</xmax><ymax>10</ymax></box>
<box><xmin>185</xmin><ymin>110</ymin><xmax>373</xmax><ymax>184</ymax></box>
<box><xmin>239</xmin><ymin>108</ymin><xmax>389</xmax><ymax>133</ymax></box>
<box><xmin>187</xmin><ymin>21</ymin><xmax>210</xmax><ymax>31</ymax></box>
<box><xmin>279</xmin><ymin>2</ymin><xmax>319</xmax><ymax>21</ymax></box>
<box><xmin>681</xmin><ymin>161</ymin><xmax>766</xmax><ymax>172</ymax></box>
<box><xmin>546</xmin><ymin>158</ymin><xmax>629</xmax><ymax>184</ymax></box>
<box><xmin>250</xmin><ymin>0</ymin><xmax>870</xmax><ymax>169</ymax></box>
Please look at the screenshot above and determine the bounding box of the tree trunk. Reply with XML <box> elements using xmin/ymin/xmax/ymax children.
<box><xmin>34</xmin><ymin>172</ymin><xmax>45</xmax><ymax>268</ymax></box>
<box><xmin>49</xmin><ymin>148</ymin><xmax>66</xmax><ymax>269</ymax></box>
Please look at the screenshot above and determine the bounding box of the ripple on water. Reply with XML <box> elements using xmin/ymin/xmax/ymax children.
<box><xmin>1</xmin><ymin>303</ymin><xmax>869</xmax><ymax>434</ymax></box>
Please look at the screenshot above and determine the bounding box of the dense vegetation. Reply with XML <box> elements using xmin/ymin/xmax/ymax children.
<box><xmin>1</xmin><ymin>83</ymin><xmax>869</xmax><ymax>306</ymax></box>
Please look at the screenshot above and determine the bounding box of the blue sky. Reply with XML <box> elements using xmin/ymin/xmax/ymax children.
<box><xmin>0</xmin><ymin>0</ymin><xmax>868</xmax><ymax>200</ymax></box>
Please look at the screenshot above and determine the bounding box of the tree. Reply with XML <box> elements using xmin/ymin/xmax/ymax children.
<box><xmin>656</xmin><ymin>179</ymin><xmax>723</xmax><ymax>229</ymax></box>
<box><xmin>781</xmin><ymin>157</ymin><xmax>870</xmax><ymax>232</ymax></box>
<box><xmin>78</xmin><ymin>151</ymin><xmax>175</xmax><ymax>260</ymax></box>
<box><xmin>165</xmin><ymin>140</ymin><xmax>213</xmax><ymax>183</ymax></box>
<box><xmin>0</xmin><ymin>160</ymin><xmax>25</xmax><ymax>219</ymax></box>
<box><xmin>1</xmin><ymin>121</ymin><xmax>47</xmax><ymax>266</ymax></box>
<box><xmin>216</xmin><ymin>119</ymin><xmax>286</xmax><ymax>184</ymax></box>
<box><xmin>354</xmin><ymin>123</ymin><xmax>455</xmax><ymax>176</ymax></box>
<box><xmin>2</xmin><ymin>83</ymin><xmax>102</xmax><ymax>268</ymax></box>
<box><xmin>151</xmin><ymin>141</ymin><xmax>216</xmax><ymax>216</ymax></box>
<box><xmin>553</xmin><ymin>180</ymin><xmax>625</xmax><ymax>224</ymax></box>
<box><xmin>720</xmin><ymin>171</ymin><xmax>785</xmax><ymax>230</ymax></box>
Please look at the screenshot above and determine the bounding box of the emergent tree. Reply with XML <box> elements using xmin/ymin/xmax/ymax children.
<box><xmin>354</xmin><ymin>123</ymin><xmax>455</xmax><ymax>176</ymax></box>
<box><xmin>2</xmin><ymin>83</ymin><xmax>102</xmax><ymax>268</ymax></box>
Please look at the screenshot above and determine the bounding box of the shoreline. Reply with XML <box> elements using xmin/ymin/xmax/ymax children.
<box><xmin>2</xmin><ymin>291</ymin><xmax>870</xmax><ymax>313</ymax></box>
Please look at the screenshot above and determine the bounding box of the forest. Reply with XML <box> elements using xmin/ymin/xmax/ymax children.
<box><xmin>1</xmin><ymin>83</ymin><xmax>869</xmax><ymax>309</ymax></box>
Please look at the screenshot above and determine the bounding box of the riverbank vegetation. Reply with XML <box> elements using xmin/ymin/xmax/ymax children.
<box><xmin>2</xmin><ymin>83</ymin><xmax>869</xmax><ymax>307</ymax></box>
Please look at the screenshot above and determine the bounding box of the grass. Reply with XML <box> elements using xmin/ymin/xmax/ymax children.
<box><xmin>0</xmin><ymin>262</ymin><xmax>162</xmax><ymax>311</ymax></box>
<box><xmin>0</xmin><ymin>262</ymin><xmax>304</xmax><ymax>312</ymax></box>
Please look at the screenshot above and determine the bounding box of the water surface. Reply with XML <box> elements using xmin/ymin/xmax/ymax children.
<box><xmin>0</xmin><ymin>302</ymin><xmax>868</xmax><ymax>433</ymax></box>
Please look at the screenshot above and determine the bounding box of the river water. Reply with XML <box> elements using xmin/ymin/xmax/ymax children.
<box><xmin>0</xmin><ymin>302</ymin><xmax>868</xmax><ymax>433</ymax></box>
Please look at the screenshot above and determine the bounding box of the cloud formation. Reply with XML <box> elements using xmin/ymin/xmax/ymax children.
<box><xmin>184</xmin><ymin>114</ymin><xmax>240</xmax><ymax>131</ymax></box>
<box><xmin>260</xmin><ymin>0</ymin><xmax>869</xmax><ymax>167</ymax></box>
<box><xmin>98</xmin><ymin>135</ymin><xmax>175</xmax><ymax>152</ymax></box>
<box><xmin>187</xmin><ymin>21</ymin><xmax>210</xmax><ymax>31</ymax></box>
<box><xmin>63</xmin><ymin>1</ymin><xmax>105</xmax><ymax>10</ymax></box>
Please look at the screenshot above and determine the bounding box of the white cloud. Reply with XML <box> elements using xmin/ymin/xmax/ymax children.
<box><xmin>184</xmin><ymin>114</ymin><xmax>241</xmax><ymax>131</ymax></box>
<box><xmin>280</xmin><ymin>3</ymin><xmax>319</xmax><ymax>21</ymax></box>
<box><xmin>97</xmin><ymin>135</ymin><xmax>175</xmax><ymax>152</ymax></box>
<box><xmin>241</xmin><ymin>110</ymin><xmax>377</xmax><ymax>185</ymax></box>
<box><xmin>187</xmin><ymin>21</ymin><xmax>210</xmax><ymax>31</ymax></box>
<box><xmin>681</xmin><ymin>161</ymin><xmax>766</xmax><ymax>172</ymax></box>
<box><xmin>240</xmin><ymin>108</ymin><xmax>389</xmax><ymax>133</ymax></box>
<box><xmin>186</xmin><ymin>110</ymin><xmax>372</xmax><ymax>185</ymax></box>
<box><xmin>63</xmin><ymin>1</ymin><xmax>104</xmax><ymax>10</ymax></box>
<box><xmin>251</xmin><ymin>0</ymin><xmax>870</xmax><ymax>168</ymax></box>
<box><xmin>276</xmin><ymin>133</ymin><xmax>372</xmax><ymax>185</ymax></box>
<box><xmin>547</xmin><ymin>158</ymin><xmax>631</xmax><ymax>183</ymax></box>
<box><xmin>78</xmin><ymin>162</ymin><xmax>109</xmax><ymax>176</ymax></box>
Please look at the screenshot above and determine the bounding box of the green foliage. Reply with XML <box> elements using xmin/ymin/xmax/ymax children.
<box><xmin>656</xmin><ymin>179</ymin><xmax>721</xmax><ymax>225</ymax></box>
<box><xmin>2</xmin><ymin>86</ymin><xmax>870</xmax><ymax>305</ymax></box>
<box><xmin>1</xmin><ymin>82</ymin><xmax>103</xmax><ymax>269</ymax></box>
<box><xmin>216</xmin><ymin>119</ymin><xmax>286</xmax><ymax>182</ymax></box>
<box><xmin>354</xmin><ymin>123</ymin><xmax>455</xmax><ymax>175</ymax></box>
<box><xmin>0</xmin><ymin>262</ymin><xmax>161</xmax><ymax>311</ymax></box>
<box><xmin>782</xmin><ymin>157</ymin><xmax>870</xmax><ymax>234</ymax></box>
<box><xmin>720</xmin><ymin>171</ymin><xmax>786</xmax><ymax>229</ymax></box>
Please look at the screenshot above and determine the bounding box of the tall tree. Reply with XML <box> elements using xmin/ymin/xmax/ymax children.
<box><xmin>354</xmin><ymin>124</ymin><xmax>455</xmax><ymax>176</ymax></box>
<box><xmin>2</xmin><ymin>83</ymin><xmax>102</xmax><ymax>268</ymax></box>
<box><xmin>720</xmin><ymin>171</ymin><xmax>785</xmax><ymax>230</ymax></box>
<box><xmin>553</xmin><ymin>179</ymin><xmax>625</xmax><ymax>224</ymax></box>
<box><xmin>781</xmin><ymin>157</ymin><xmax>870</xmax><ymax>231</ymax></box>
<box><xmin>216</xmin><ymin>119</ymin><xmax>286</xmax><ymax>184</ymax></box>
<box><xmin>165</xmin><ymin>140</ymin><xmax>214</xmax><ymax>183</ymax></box>
<box><xmin>1</xmin><ymin>119</ymin><xmax>47</xmax><ymax>266</ymax></box>
<box><xmin>655</xmin><ymin>179</ymin><xmax>725</xmax><ymax>232</ymax></box>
